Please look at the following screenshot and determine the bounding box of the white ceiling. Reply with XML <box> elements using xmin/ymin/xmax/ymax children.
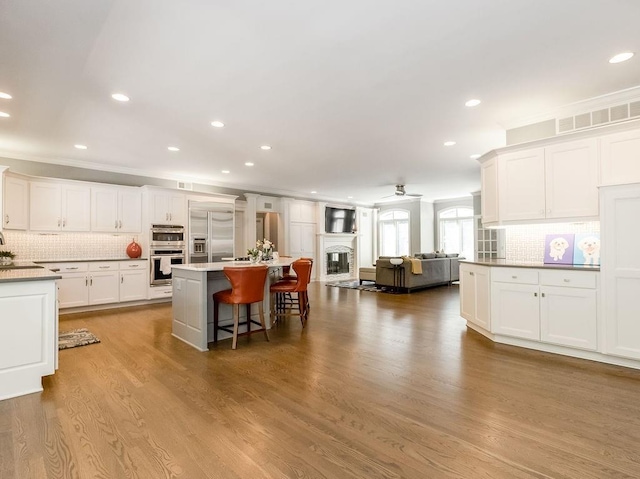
<box><xmin>0</xmin><ymin>0</ymin><xmax>639</xmax><ymax>204</ymax></box>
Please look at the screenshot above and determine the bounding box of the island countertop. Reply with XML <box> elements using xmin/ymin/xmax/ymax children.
<box><xmin>172</xmin><ymin>258</ymin><xmax>295</xmax><ymax>272</ymax></box>
<box><xmin>460</xmin><ymin>259</ymin><xmax>600</xmax><ymax>271</ymax></box>
<box><xmin>0</xmin><ymin>263</ymin><xmax>62</xmax><ymax>283</ymax></box>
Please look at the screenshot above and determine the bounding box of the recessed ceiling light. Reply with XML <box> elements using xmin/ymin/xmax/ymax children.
<box><xmin>347</xmin><ymin>196</ymin><xmax>354</xmax><ymax>199</ymax></box>
<box><xmin>0</xmin><ymin>111</ymin><xmax>10</xmax><ymax>118</ymax></box>
<box><xmin>260</xmin><ymin>145</ymin><xmax>272</xmax><ymax>150</ymax></box>
<box><xmin>245</xmin><ymin>162</ymin><xmax>254</xmax><ymax>166</ymax></box>
<box><xmin>465</xmin><ymin>99</ymin><xmax>481</xmax><ymax>107</ymax></box>
<box><xmin>444</xmin><ymin>141</ymin><xmax>456</xmax><ymax>146</ymax></box>
<box><xmin>74</xmin><ymin>144</ymin><xmax>88</xmax><ymax>150</ymax></box>
<box><xmin>470</xmin><ymin>154</ymin><xmax>481</xmax><ymax>159</ymax></box>
<box><xmin>310</xmin><ymin>191</ymin><xmax>317</xmax><ymax>194</ymax></box>
<box><xmin>211</xmin><ymin>121</ymin><xmax>225</xmax><ymax>128</ymax></box>
<box><xmin>609</xmin><ymin>52</ymin><xmax>634</xmax><ymax>64</ymax></box>
<box><xmin>221</xmin><ymin>170</ymin><xmax>230</xmax><ymax>174</ymax></box>
<box><xmin>0</xmin><ymin>92</ymin><xmax>12</xmax><ymax>100</ymax></box>
<box><xmin>111</xmin><ymin>93</ymin><xmax>130</xmax><ymax>102</ymax></box>
<box><xmin>167</xmin><ymin>146</ymin><xmax>180</xmax><ymax>152</ymax></box>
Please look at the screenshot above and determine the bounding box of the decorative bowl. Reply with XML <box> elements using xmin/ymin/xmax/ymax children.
<box><xmin>389</xmin><ymin>257</ymin><xmax>403</xmax><ymax>265</ymax></box>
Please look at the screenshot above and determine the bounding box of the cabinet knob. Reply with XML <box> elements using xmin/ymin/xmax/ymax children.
<box><xmin>115</xmin><ymin>220</ymin><xmax>118</xmax><ymax>229</ymax></box>
<box><xmin>121</xmin><ymin>275</ymin><xmax>124</xmax><ymax>284</ymax></box>
<box><xmin>58</xmin><ymin>218</ymin><xmax>61</xmax><ymax>227</ymax></box>
<box><xmin>563</xmin><ymin>279</ymin><xmax>570</xmax><ymax>283</ymax></box>
<box><xmin>511</xmin><ymin>275</ymin><xmax>517</xmax><ymax>279</ymax></box>
<box><xmin>5</xmin><ymin>214</ymin><xmax>8</xmax><ymax>225</ymax></box>
<box><xmin>119</xmin><ymin>220</ymin><xmax>122</xmax><ymax>229</ymax></box>
<box><xmin>541</xmin><ymin>292</ymin><xmax>546</xmax><ymax>298</ymax></box>
<box><xmin>469</xmin><ymin>272</ymin><xmax>474</xmax><ymax>276</ymax></box>
<box><xmin>534</xmin><ymin>292</ymin><xmax>538</xmax><ymax>297</ymax></box>
<box><xmin>62</xmin><ymin>218</ymin><xmax>66</xmax><ymax>227</ymax></box>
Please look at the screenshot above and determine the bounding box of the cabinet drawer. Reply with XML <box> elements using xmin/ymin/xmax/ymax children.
<box><xmin>119</xmin><ymin>260</ymin><xmax>147</xmax><ymax>270</ymax></box>
<box><xmin>89</xmin><ymin>261</ymin><xmax>118</xmax><ymax>272</ymax></box>
<box><xmin>540</xmin><ymin>270</ymin><xmax>597</xmax><ymax>289</ymax></box>
<box><xmin>51</xmin><ymin>262</ymin><xmax>89</xmax><ymax>273</ymax></box>
<box><xmin>492</xmin><ymin>268</ymin><xmax>538</xmax><ymax>285</ymax></box>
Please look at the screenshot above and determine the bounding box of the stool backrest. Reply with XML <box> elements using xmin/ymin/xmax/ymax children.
<box><xmin>223</xmin><ymin>265</ymin><xmax>269</xmax><ymax>304</ymax></box>
<box><xmin>291</xmin><ymin>259</ymin><xmax>313</xmax><ymax>292</ymax></box>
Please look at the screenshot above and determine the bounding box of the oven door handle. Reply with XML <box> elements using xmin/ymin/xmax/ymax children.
<box><xmin>151</xmin><ymin>255</ymin><xmax>185</xmax><ymax>259</ymax></box>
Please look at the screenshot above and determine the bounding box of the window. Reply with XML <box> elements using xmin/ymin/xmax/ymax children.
<box><xmin>438</xmin><ymin>207</ymin><xmax>473</xmax><ymax>259</ymax></box>
<box><xmin>379</xmin><ymin>210</ymin><xmax>409</xmax><ymax>257</ymax></box>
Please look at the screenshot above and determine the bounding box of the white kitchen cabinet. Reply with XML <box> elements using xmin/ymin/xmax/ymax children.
<box><xmin>91</xmin><ymin>186</ymin><xmax>142</xmax><ymax>233</ymax></box>
<box><xmin>545</xmin><ymin>139</ymin><xmax>599</xmax><ymax>219</ymax></box>
<box><xmin>492</xmin><ymin>281</ymin><xmax>540</xmax><ymax>340</ymax></box>
<box><xmin>600</xmin><ymin>128</ymin><xmax>640</xmax><ymax>186</ymax></box>
<box><xmin>498</xmin><ymin>148</ymin><xmax>546</xmax><ymax>221</ymax></box>
<box><xmin>89</xmin><ymin>271</ymin><xmax>119</xmax><ymax>305</ymax></box>
<box><xmin>601</xmin><ymin>183</ymin><xmax>640</xmax><ymax>360</ymax></box>
<box><xmin>459</xmin><ymin>263</ymin><xmax>491</xmax><ymax>331</ymax></box>
<box><xmin>289</xmin><ymin>200</ymin><xmax>316</xmax><ymax>223</ymax></box>
<box><xmin>540</xmin><ymin>286</ymin><xmax>597</xmax><ymax>351</ymax></box>
<box><xmin>119</xmin><ymin>261</ymin><xmax>147</xmax><ymax>302</ymax></box>
<box><xmin>30</xmin><ymin>181</ymin><xmax>90</xmax><ymax>231</ymax></box>
<box><xmin>58</xmin><ymin>273</ymin><xmax>90</xmax><ymax>308</ymax></box>
<box><xmin>289</xmin><ymin>222</ymin><xmax>315</xmax><ymax>256</ymax></box>
<box><xmin>480</xmin><ymin>158</ymin><xmax>499</xmax><ymax>224</ymax></box>
<box><xmin>149</xmin><ymin>190</ymin><xmax>186</xmax><ymax>225</ymax></box>
<box><xmin>3</xmin><ymin>175</ymin><xmax>28</xmax><ymax>230</ymax></box>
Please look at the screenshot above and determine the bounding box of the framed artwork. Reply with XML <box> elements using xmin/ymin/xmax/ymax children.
<box><xmin>573</xmin><ymin>233</ymin><xmax>600</xmax><ymax>266</ymax></box>
<box><xmin>544</xmin><ymin>234</ymin><xmax>575</xmax><ymax>264</ymax></box>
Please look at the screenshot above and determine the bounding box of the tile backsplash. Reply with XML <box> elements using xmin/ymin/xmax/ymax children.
<box><xmin>1</xmin><ymin>231</ymin><xmax>139</xmax><ymax>261</ymax></box>
<box><xmin>505</xmin><ymin>221</ymin><xmax>600</xmax><ymax>263</ymax></box>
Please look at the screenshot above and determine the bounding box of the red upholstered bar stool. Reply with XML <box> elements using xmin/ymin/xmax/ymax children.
<box><xmin>279</xmin><ymin>257</ymin><xmax>313</xmax><ymax>314</ymax></box>
<box><xmin>270</xmin><ymin>259</ymin><xmax>313</xmax><ymax>327</ymax></box>
<box><xmin>213</xmin><ymin>265</ymin><xmax>269</xmax><ymax>349</ymax></box>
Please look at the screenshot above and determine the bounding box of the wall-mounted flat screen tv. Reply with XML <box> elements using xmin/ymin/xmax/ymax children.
<box><xmin>325</xmin><ymin>207</ymin><xmax>356</xmax><ymax>234</ymax></box>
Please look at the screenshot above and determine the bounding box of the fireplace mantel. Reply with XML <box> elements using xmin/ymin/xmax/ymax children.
<box><xmin>318</xmin><ymin>233</ymin><xmax>358</xmax><ymax>281</ymax></box>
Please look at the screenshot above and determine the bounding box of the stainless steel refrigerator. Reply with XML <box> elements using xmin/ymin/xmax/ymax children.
<box><xmin>188</xmin><ymin>201</ymin><xmax>234</xmax><ymax>263</ymax></box>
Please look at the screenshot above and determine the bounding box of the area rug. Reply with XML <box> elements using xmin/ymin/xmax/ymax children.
<box><xmin>58</xmin><ymin>328</ymin><xmax>101</xmax><ymax>350</ymax></box>
<box><xmin>326</xmin><ymin>280</ymin><xmax>396</xmax><ymax>293</ymax></box>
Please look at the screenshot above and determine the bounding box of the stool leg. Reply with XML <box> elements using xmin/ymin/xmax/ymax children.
<box><xmin>270</xmin><ymin>292</ymin><xmax>276</xmax><ymax>325</ymax></box>
<box><xmin>246</xmin><ymin>304</ymin><xmax>251</xmax><ymax>337</ymax></box>
<box><xmin>213</xmin><ymin>299</ymin><xmax>219</xmax><ymax>343</ymax></box>
<box><xmin>298</xmin><ymin>292</ymin><xmax>305</xmax><ymax>326</ymax></box>
<box><xmin>258</xmin><ymin>301</ymin><xmax>269</xmax><ymax>342</ymax></box>
<box><xmin>232</xmin><ymin>303</ymin><xmax>240</xmax><ymax>350</ymax></box>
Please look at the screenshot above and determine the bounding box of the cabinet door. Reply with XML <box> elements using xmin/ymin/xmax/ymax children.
<box><xmin>30</xmin><ymin>182</ymin><xmax>62</xmax><ymax>231</ymax></box>
<box><xmin>91</xmin><ymin>187</ymin><xmax>119</xmax><ymax>232</ymax></box>
<box><xmin>480</xmin><ymin>158</ymin><xmax>499</xmax><ymax>224</ymax></box>
<box><xmin>498</xmin><ymin>149</ymin><xmax>546</xmax><ymax>221</ymax></box>
<box><xmin>545</xmin><ymin>139</ymin><xmax>599</xmax><ymax>219</ymax></box>
<box><xmin>459</xmin><ymin>265</ymin><xmax>476</xmax><ymax>321</ymax></box>
<box><xmin>474</xmin><ymin>267</ymin><xmax>491</xmax><ymax>330</ymax></box>
<box><xmin>62</xmin><ymin>185</ymin><xmax>91</xmax><ymax>231</ymax></box>
<box><xmin>289</xmin><ymin>223</ymin><xmax>302</xmax><ymax>253</ymax></box>
<box><xmin>301</xmin><ymin>224</ymin><xmax>315</xmax><ymax>253</ymax></box>
<box><xmin>492</xmin><ymin>282</ymin><xmax>540</xmax><ymax>340</ymax></box>
<box><xmin>58</xmin><ymin>274</ymin><xmax>89</xmax><ymax>308</ymax></box>
<box><xmin>118</xmin><ymin>189</ymin><xmax>142</xmax><ymax>232</ymax></box>
<box><xmin>120</xmin><ymin>270</ymin><xmax>147</xmax><ymax>302</ymax></box>
<box><xmin>149</xmin><ymin>192</ymin><xmax>170</xmax><ymax>223</ymax></box>
<box><xmin>3</xmin><ymin>176</ymin><xmax>29</xmax><ymax>230</ymax></box>
<box><xmin>289</xmin><ymin>201</ymin><xmax>315</xmax><ymax>223</ymax></box>
<box><xmin>89</xmin><ymin>272</ymin><xmax>119</xmax><ymax>305</ymax></box>
<box><xmin>600</xmin><ymin>128</ymin><xmax>640</xmax><ymax>186</ymax></box>
<box><xmin>168</xmin><ymin>194</ymin><xmax>186</xmax><ymax>225</ymax></box>
<box><xmin>540</xmin><ymin>286</ymin><xmax>597</xmax><ymax>350</ymax></box>
<box><xmin>602</xmin><ymin>184</ymin><xmax>640</xmax><ymax>360</ymax></box>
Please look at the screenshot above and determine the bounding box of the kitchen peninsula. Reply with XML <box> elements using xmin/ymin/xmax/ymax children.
<box><xmin>0</xmin><ymin>265</ymin><xmax>61</xmax><ymax>400</ymax></box>
<box><xmin>171</xmin><ymin>258</ymin><xmax>295</xmax><ymax>351</ymax></box>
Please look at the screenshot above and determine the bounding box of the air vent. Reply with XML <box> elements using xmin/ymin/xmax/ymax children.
<box><xmin>556</xmin><ymin>98</ymin><xmax>640</xmax><ymax>134</ymax></box>
<box><xmin>263</xmin><ymin>202</ymin><xmax>273</xmax><ymax>210</ymax></box>
<box><xmin>176</xmin><ymin>181</ymin><xmax>193</xmax><ymax>190</ymax></box>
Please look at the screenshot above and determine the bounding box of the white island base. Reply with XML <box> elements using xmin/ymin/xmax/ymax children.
<box><xmin>171</xmin><ymin>259</ymin><xmax>294</xmax><ymax>351</ymax></box>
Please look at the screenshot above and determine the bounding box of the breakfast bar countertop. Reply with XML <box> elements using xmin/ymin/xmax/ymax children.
<box><xmin>460</xmin><ymin>259</ymin><xmax>600</xmax><ymax>272</ymax></box>
<box><xmin>172</xmin><ymin>258</ymin><xmax>295</xmax><ymax>272</ymax></box>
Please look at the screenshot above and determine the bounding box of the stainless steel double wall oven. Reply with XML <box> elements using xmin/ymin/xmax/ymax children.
<box><xmin>149</xmin><ymin>225</ymin><xmax>185</xmax><ymax>286</ymax></box>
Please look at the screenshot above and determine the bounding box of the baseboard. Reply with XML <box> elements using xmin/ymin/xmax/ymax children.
<box><xmin>59</xmin><ymin>298</ymin><xmax>171</xmax><ymax>315</ymax></box>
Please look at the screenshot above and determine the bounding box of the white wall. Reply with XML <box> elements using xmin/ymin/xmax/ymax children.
<box><xmin>419</xmin><ymin>200</ymin><xmax>435</xmax><ymax>253</ymax></box>
<box><xmin>433</xmin><ymin>196</ymin><xmax>473</xmax><ymax>251</ymax></box>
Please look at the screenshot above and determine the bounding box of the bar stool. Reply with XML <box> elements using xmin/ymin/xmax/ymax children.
<box><xmin>213</xmin><ymin>265</ymin><xmax>269</xmax><ymax>349</ymax></box>
<box><xmin>270</xmin><ymin>259</ymin><xmax>313</xmax><ymax>327</ymax></box>
<box><xmin>278</xmin><ymin>258</ymin><xmax>313</xmax><ymax>314</ymax></box>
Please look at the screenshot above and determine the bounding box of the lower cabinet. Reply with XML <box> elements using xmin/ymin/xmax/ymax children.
<box><xmin>120</xmin><ymin>270</ymin><xmax>147</xmax><ymax>302</ymax></box>
<box><xmin>489</xmin><ymin>267</ymin><xmax>598</xmax><ymax>351</ymax></box>
<box><xmin>459</xmin><ymin>263</ymin><xmax>491</xmax><ymax>330</ymax></box>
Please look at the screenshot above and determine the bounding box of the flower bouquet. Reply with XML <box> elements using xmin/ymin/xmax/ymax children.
<box><xmin>257</xmin><ymin>238</ymin><xmax>274</xmax><ymax>262</ymax></box>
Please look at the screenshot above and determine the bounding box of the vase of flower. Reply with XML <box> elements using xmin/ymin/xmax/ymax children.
<box><xmin>257</xmin><ymin>238</ymin><xmax>274</xmax><ymax>263</ymax></box>
<box><xmin>247</xmin><ymin>247</ymin><xmax>260</xmax><ymax>264</ymax></box>
<box><xmin>0</xmin><ymin>251</ymin><xmax>15</xmax><ymax>265</ymax></box>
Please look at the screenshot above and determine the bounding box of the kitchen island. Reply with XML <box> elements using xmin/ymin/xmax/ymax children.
<box><xmin>0</xmin><ymin>265</ymin><xmax>61</xmax><ymax>400</ymax></box>
<box><xmin>171</xmin><ymin>258</ymin><xmax>295</xmax><ymax>351</ymax></box>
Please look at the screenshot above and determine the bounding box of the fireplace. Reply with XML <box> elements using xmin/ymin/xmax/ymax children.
<box><xmin>326</xmin><ymin>252</ymin><xmax>349</xmax><ymax>275</ymax></box>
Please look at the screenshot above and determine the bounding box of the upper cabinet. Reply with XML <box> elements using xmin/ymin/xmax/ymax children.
<box><xmin>600</xmin><ymin>128</ymin><xmax>640</xmax><ymax>186</ymax></box>
<box><xmin>148</xmin><ymin>190</ymin><xmax>186</xmax><ymax>225</ymax></box>
<box><xmin>91</xmin><ymin>186</ymin><xmax>142</xmax><ymax>233</ymax></box>
<box><xmin>3</xmin><ymin>175</ymin><xmax>29</xmax><ymax>230</ymax></box>
<box><xmin>483</xmin><ymin>137</ymin><xmax>599</xmax><ymax>225</ymax></box>
<box><xmin>30</xmin><ymin>181</ymin><xmax>91</xmax><ymax>232</ymax></box>
<box><xmin>289</xmin><ymin>200</ymin><xmax>316</xmax><ymax>223</ymax></box>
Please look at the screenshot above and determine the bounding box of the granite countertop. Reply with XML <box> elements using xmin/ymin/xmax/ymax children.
<box><xmin>460</xmin><ymin>259</ymin><xmax>600</xmax><ymax>272</ymax></box>
<box><xmin>173</xmin><ymin>258</ymin><xmax>295</xmax><ymax>272</ymax></box>
<box><xmin>0</xmin><ymin>267</ymin><xmax>62</xmax><ymax>283</ymax></box>
<box><xmin>34</xmin><ymin>258</ymin><xmax>148</xmax><ymax>263</ymax></box>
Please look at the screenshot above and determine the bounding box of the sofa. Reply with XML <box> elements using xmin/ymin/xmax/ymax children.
<box><xmin>375</xmin><ymin>254</ymin><xmax>462</xmax><ymax>292</ymax></box>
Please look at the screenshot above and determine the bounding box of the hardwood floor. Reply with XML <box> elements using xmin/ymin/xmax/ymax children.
<box><xmin>2</xmin><ymin>283</ymin><xmax>640</xmax><ymax>478</ymax></box>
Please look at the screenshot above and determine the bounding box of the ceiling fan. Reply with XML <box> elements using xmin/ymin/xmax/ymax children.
<box><xmin>382</xmin><ymin>184</ymin><xmax>422</xmax><ymax>199</ymax></box>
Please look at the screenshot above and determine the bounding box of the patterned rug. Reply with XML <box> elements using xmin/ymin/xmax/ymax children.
<box><xmin>326</xmin><ymin>280</ymin><xmax>397</xmax><ymax>293</ymax></box>
<box><xmin>58</xmin><ymin>328</ymin><xmax>101</xmax><ymax>350</ymax></box>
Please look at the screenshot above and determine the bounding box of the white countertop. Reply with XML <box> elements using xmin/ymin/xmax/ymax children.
<box><xmin>0</xmin><ymin>268</ymin><xmax>62</xmax><ymax>283</ymax></box>
<box><xmin>173</xmin><ymin>258</ymin><xmax>295</xmax><ymax>272</ymax></box>
<box><xmin>461</xmin><ymin>259</ymin><xmax>600</xmax><ymax>271</ymax></box>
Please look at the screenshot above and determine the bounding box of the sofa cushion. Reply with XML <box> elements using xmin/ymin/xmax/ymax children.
<box><xmin>446</xmin><ymin>253</ymin><xmax>459</xmax><ymax>257</ymax></box>
<box><xmin>435</xmin><ymin>253</ymin><xmax>446</xmax><ymax>258</ymax></box>
<box><xmin>422</xmin><ymin>253</ymin><xmax>436</xmax><ymax>259</ymax></box>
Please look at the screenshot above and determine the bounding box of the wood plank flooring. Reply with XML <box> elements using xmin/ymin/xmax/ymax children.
<box><xmin>2</xmin><ymin>283</ymin><xmax>640</xmax><ymax>478</ymax></box>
